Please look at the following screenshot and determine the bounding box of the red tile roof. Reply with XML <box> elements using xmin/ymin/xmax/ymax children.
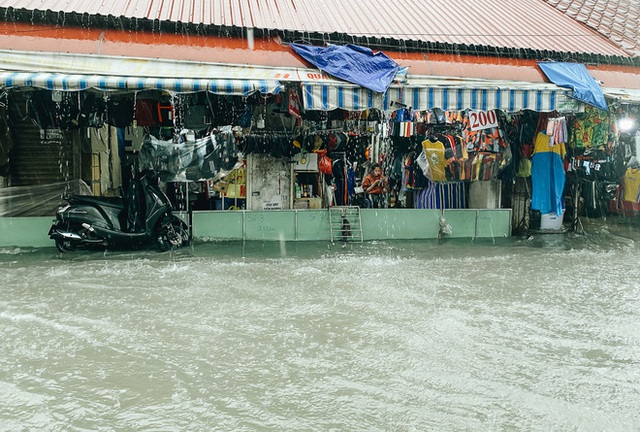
<box><xmin>543</xmin><ymin>0</ymin><xmax>639</xmax><ymax>57</ymax></box>
<box><xmin>0</xmin><ymin>0</ymin><xmax>634</xmax><ymax>60</ymax></box>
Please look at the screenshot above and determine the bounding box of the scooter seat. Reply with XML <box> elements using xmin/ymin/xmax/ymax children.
<box><xmin>67</xmin><ymin>194</ymin><xmax>124</xmax><ymax>209</ymax></box>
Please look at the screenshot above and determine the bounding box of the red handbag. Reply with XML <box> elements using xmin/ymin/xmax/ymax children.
<box><xmin>157</xmin><ymin>102</ymin><xmax>174</xmax><ymax>126</ymax></box>
<box><xmin>317</xmin><ymin>150</ymin><xmax>332</xmax><ymax>175</ymax></box>
<box><xmin>134</xmin><ymin>99</ymin><xmax>157</xmax><ymax>126</ymax></box>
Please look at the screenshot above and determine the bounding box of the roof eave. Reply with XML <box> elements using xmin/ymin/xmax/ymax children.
<box><xmin>1</xmin><ymin>6</ymin><xmax>638</xmax><ymax>67</ymax></box>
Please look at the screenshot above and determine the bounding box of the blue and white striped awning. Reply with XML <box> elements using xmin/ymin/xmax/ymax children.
<box><xmin>0</xmin><ymin>72</ymin><xmax>281</xmax><ymax>95</ymax></box>
<box><xmin>302</xmin><ymin>82</ymin><xmax>384</xmax><ymax>111</ymax></box>
<box><xmin>384</xmin><ymin>86</ymin><xmax>575</xmax><ymax>112</ymax></box>
<box><xmin>302</xmin><ymin>77</ymin><xmax>582</xmax><ymax>112</ymax></box>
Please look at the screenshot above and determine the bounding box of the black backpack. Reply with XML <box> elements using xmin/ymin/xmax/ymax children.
<box><xmin>79</xmin><ymin>92</ymin><xmax>107</xmax><ymax>128</ymax></box>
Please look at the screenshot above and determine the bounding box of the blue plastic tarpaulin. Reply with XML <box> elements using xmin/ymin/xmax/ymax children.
<box><xmin>291</xmin><ymin>43</ymin><xmax>398</xmax><ymax>93</ymax></box>
<box><xmin>538</xmin><ymin>62</ymin><xmax>608</xmax><ymax>111</ymax></box>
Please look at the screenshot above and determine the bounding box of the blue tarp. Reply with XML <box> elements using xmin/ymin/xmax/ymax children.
<box><xmin>290</xmin><ymin>43</ymin><xmax>398</xmax><ymax>93</ymax></box>
<box><xmin>538</xmin><ymin>62</ymin><xmax>608</xmax><ymax>111</ymax></box>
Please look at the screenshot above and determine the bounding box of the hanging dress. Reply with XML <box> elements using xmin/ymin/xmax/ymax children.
<box><xmin>531</xmin><ymin>131</ymin><xmax>566</xmax><ymax>215</ymax></box>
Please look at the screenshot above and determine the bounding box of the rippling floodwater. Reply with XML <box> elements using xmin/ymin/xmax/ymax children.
<box><xmin>2</xmin><ymin>219</ymin><xmax>640</xmax><ymax>431</ymax></box>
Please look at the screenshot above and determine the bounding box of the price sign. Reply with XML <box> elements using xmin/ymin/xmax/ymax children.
<box><xmin>468</xmin><ymin>110</ymin><xmax>499</xmax><ymax>131</ymax></box>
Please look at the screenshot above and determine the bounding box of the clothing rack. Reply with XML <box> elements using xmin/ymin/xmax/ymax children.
<box><xmin>244</xmin><ymin>130</ymin><xmax>292</xmax><ymax>136</ymax></box>
<box><xmin>301</xmin><ymin>126</ymin><xmax>346</xmax><ymax>135</ymax></box>
<box><xmin>423</xmin><ymin>123</ymin><xmax>463</xmax><ymax>131</ymax></box>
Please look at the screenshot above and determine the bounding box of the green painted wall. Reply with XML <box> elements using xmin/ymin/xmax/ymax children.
<box><xmin>192</xmin><ymin>208</ymin><xmax>511</xmax><ymax>242</ymax></box>
<box><xmin>244</xmin><ymin>211</ymin><xmax>296</xmax><ymax>241</ymax></box>
<box><xmin>0</xmin><ymin>209</ymin><xmax>512</xmax><ymax>247</ymax></box>
<box><xmin>0</xmin><ymin>217</ymin><xmax>54</xmax><ymax>248</ymax></box>
<box><xmin>295</xmin><ymin>211</ymin><xmax>332</xmax><ymax>241</ymax></box>
<box><xmin>361</xmin><ymin>209</ymin><xmax>442</xmax><ymax>240</ymax></box>
<box><xmin>192</xmin><ymin>211</ymin><xmax>244</xmax><ymax>240</ymax></box>
<box><xmin>475</xmin><ymin>209</ymin><xmax>512</xmax><ymax>238</ymax></box>
<box><xmin>442</xmin><ymin>210</ymin><xmax>477</xmax><ymax>238</ymax></box>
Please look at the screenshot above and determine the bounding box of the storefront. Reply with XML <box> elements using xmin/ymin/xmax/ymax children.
<box><xmin>0</xmin><ymin>48</ymin><xmax>637</xmax><ymax>247</ymax></box>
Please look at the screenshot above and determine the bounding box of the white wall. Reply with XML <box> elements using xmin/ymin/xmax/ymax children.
<box><xmin>247</xmin><ymin>154</ymin><xmax>292</xmax><ymax>210</ymax></box>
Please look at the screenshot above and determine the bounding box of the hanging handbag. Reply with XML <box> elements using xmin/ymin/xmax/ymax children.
<box><xmin>317</xmin><ymin>150</ymin><xmax>333</xmax><ymax>175</ymax></box>
<box><xmin>157</xmin><ymin>100</ymin><xmax>174</xmax><ymax>126</ymax></box>
<box><xmin>134</xmin><ymin>99</ymin><xmax>157</xmax><ymax>126</ymax></box>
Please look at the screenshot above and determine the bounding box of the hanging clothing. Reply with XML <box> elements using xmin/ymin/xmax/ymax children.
<box><xmin>622</xmin><ymin>167</ymin><xmax>640</xmax><ymax>203</ymax></box>
<box><xmin>346</xmin><ymin>165</ymin><xmax>356</xmax><ymax>204</ymax></box>
<box><xmin>546</xmin><ymin>117</ymin><xmax>568</xmax><ymax>147</ymax></box>
<box><xmin>421</xmin><ymin>137</ymin><xmax>447</xmax><ymax>182</ymax></box>
<box><xmin>531</xmin><ymin>131</ymin><xmax>566</xmax><ymax>215</ymax></box>
<box><xmin>570</xmin><ymin>105</ymin><xmax>613</xmax><ymax>149</ymax></box>
<box><xmin>332</xmin><ymin>158</ymin><xmax>349</xmax><ymax>206</ymax></box>
<box><xmin>414</xmin><ymin>181</ymin><xmax>466</xmax><ymax>209</ymax></box>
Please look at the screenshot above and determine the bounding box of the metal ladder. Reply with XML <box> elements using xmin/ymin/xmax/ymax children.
<box><xmin>329</xmin><ymin>206</ymin><xmax>363</xmax><ymax>243</ymax></box>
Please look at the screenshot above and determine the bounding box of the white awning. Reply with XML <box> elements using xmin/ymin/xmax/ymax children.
<box><xmin>603</xmin><ymin>87</ymin><xmax>640</xmax><ymax>103</ymax></box>
<box><xmin>0</xmin><ymin>50</ymin><xmax>284</xmax><ymax>94</ymax></box>
<box><xmin>0</xmin><ymin>72</ymin><xmax>281</xmax><ymax>95</ymax></box>
<box><xmin>0</xmin><ymin>49</ymin><xmax>592</xmax><ymax>111</ymax></box>
<box><xmin>384</xmin><ymin>86</ymin><xmax>576</xmax><ymax>112</ymax></box>
<box><xmin>302</xmin><ymin>76</ymin><xmax>583</xmax><ymax>112</ymax></box>
<box><xmin>301</xmin><ymin>82</ymin><xmax>385</xmax><ymax>111</ymax></box>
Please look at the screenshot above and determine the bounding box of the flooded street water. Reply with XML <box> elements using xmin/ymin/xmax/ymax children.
<box><xmin>2</xmin><ymin>219</ymin><xmax>640</xmax><ymax>431</ymax></box>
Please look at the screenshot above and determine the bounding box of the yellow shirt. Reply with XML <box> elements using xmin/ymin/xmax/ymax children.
<box><xmin>533</xmin><ymin>132</ymin><xmax>566</xmax><ymax>158</ymax></box>
<box><xmin>422</xmin><ymin>138</ymin><xmax>447</xmax><ymax>182</ymax></box>
<box><xmin>623</xmin><ymin>168</ymin><xmax>640</xmax><ymax>203</ymax></box>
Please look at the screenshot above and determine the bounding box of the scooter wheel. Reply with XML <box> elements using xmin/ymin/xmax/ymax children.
<box><xmin>156</xmin><ymin>235</ymin><xmax>170</xmax><ymax>252</ymax></box>
<box><xmin>156</xmin><ymin>217</ymin><xmax>189</xmax><ymax>251</ymax></box>
<box><xmin>156</xmin><ymin>232</ymin><xmax>182</xmax><ymax>251</ymax></box>
<box><xmin>55</xmin><ymin>238</ymin><xmax>77</xmax><ymax>252</ymax></box>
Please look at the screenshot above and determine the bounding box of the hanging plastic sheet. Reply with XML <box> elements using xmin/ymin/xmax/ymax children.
<box><xmin>139</xmin><ymin>127</ymin><xmax>240</xmax><ymax>182</ymax></box>
<box><xmin>139</xmin><ymin>134</ymin><xmax>212</xmax><ymax>182</ymax></box>
<box><xmin>538</xmin><ymin>62</ymin><xmax>608</xmax><ymax>111</ymax></box>
<box><xmin>0</xmin><ymin>180</ymin><xmax>91</xmax><ymax>217</ymax></box>
<box><xmin>290</xmin><ymin>43</ymin><xmax>398</xmax><ymax>93</ymax></box>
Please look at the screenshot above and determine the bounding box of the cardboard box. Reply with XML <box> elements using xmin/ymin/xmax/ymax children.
<box><xmin>293</xmin><ymin>199</ymin><xmax>309</xmax><ymax>209</ymax></box>
<box><xmin>224</xmin><ymin>183</ymin><xmax>246</xmax><ymax>199</ymax></box>
<box><xmin>307</xmin><ymin>197</ymin><xmax>322</xmax><ymax>209</ymax></box>
<box><xmin>294</xmin><ymin>197</ymin><xmax>322</xmax><ymax>209</ymax></box>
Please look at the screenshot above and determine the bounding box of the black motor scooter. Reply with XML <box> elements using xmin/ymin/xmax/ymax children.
<box><xmin>49</xmin><ymin>170</ymin><xmax>190</xmax><ymax>252</ymax></box>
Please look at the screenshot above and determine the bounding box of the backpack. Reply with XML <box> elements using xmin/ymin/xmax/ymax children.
<box><xmin>108</xmin><ymin>95</ymin><xmax>134</xmax><ymax>128</ymax></box>
<box><xmin>183</xmin><ymin>104</ymin><xmax>211</xmax><ymax>130</ymax></box>
<box><xmin>79</xmin><ymin>92</ymin><xmax>107</xmax><ymax>129</ymax></box>
<box><xmin>134</xmin><ymin>99</ymin><xmax>157</xmax><ymax>126</ymax></box>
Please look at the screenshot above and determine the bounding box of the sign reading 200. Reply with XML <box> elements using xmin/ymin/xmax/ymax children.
<box><xmin>468</xmin><ymin>110</ymin><xmax>498</xmax><ymax>131</ymax></box>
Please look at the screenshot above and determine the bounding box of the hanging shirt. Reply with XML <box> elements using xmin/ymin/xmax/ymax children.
<box><xmin>421</xmin><ymin>137</ymin><xmax>447</xmax><ymax>182</ymax></box>
<box><xmin>570</xmin><ymin>106</ymin><xmax>612</xmax><ymax>148</ymax></box>
<box><xmin>531</xmin><ymin>132</ymin><xmax>566</xmax><ymax>215</ymax></box>
<box><xmin>623</xmin><ymin>168</ymin><xmax>640</xmax><ymax>203</ymax></box>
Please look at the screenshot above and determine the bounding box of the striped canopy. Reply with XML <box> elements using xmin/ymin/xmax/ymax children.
<box><xmin>0</xmin><ymin>72</ymin><xmax>281</xmax><ymax>95</ymax></box>
<box><xmin>384</xmin><ymin>86</ymin><xmax>574</xmax><ymax>113</ymax></box>
<box><xmin>302</xmin><ymin>81</ymin><xmax>581</xmax><ymax>113</ymax></box>
<box><xmin>301</xmin><ymin>83</ymin><xmax>384</xmax><ymax>111</ymax></box>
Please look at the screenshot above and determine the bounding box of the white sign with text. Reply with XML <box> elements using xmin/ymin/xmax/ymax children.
<box><xmin>468</xmin><ymin>110</ymin><xmax>499</xmax><ymax>131</ymax></box>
